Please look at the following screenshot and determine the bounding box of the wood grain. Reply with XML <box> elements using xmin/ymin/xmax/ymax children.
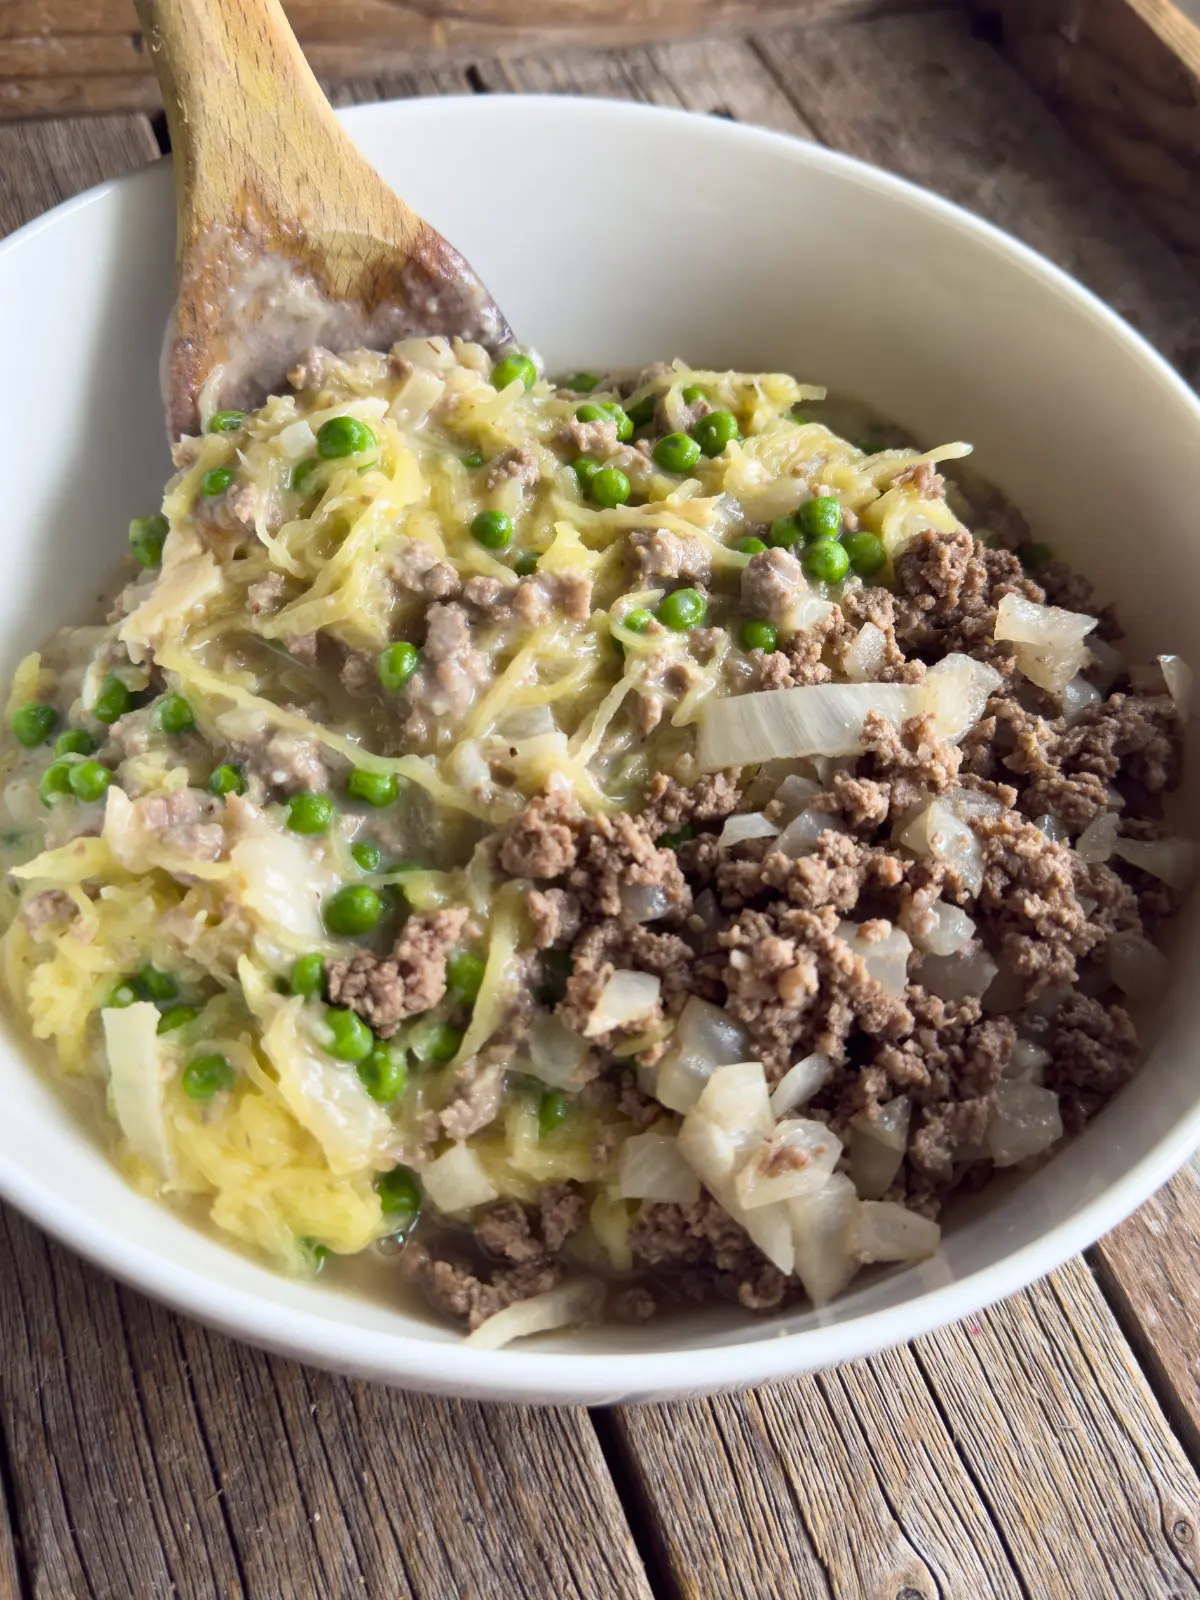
<box><xmin>1092</xmin><ymin>1157</ymin><xmax>1200</xmax><ymax>1462</ymax></box>
<box><xmin>0</xmin><ymin>0</ymin><xmax>950</xmax><ymax>121</ymax></box>
<box><xmin>0</xmin><ymin>107</ymin><xmax>156</xmax><ymax>235</ymax></box>
<box><xmin>981</xmin><ymin>0</ymin><xmax>1200</xmax><ymax>282</ymax></box>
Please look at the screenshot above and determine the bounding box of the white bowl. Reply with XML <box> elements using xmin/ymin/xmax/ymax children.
<box><xmin>1</xmin><ymin>95</ymin><xmax>1197</xmax><ymax>1405</ymax></box>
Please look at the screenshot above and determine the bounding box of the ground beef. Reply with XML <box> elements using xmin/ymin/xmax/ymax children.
<box><xmin>403</xmin><ymin>603</ymin><xmax>491</xmax><ymax>740</ymax></box>
<box><xmin>339</xmin><ymin>648</ymin><xmax>375</xmax><ymax>693</ymax></box>
<box><xmin>714</xmin><ymin>831</ymin><xmax>906</xmax><ymax>915</ymax></box>
<box><xmin>462</xmin><ymin>575</ymin><xmax>507</xmax><ymax>610</ymax></box>
<box><xmin>525</xmin><ymin>887</ymin><xmax>582</xmax><ymax>949</ymax></box>
<box><xmin>411</xmin><ymin>1250</ymin><xmax>564</xmax><ymax>1332</ymax></box>
<box><xmin>248</xmin><ymin>572</ymin><xmax>286</xmax><ymax>617</ymax></box>
<box><xmin>823</xmin><ymin>771</ymin><xmax>891</xmax><ymax>833</ymax></box>
<box><xmin>20</xmin><ymin>889</ymin><xmax>77</xmax><ymax>935</ymax></box>
<box><xmin>893</xmin><ymin>460</ymin><xmax>946</xmax><ymax>498</ymax></box>
<box><xmin>639</xmin><ymin>770</ymin><xmax>742</xmax><ymax>836</ymax></box>
<box><xmin>126</xmin><ymin>788</ymin><xmax>226</xmax><ymax>861</ymax></box>
<box><xmin>628</xmin><ymin>529</ymin><xmax>711</xmax><ymax>587</ymax></box>
<box><xmin>859</xmin><ymin>711</ymin><xmax>962</xmax><ymax>814</ymax></box>
<box><xmin>439</xmin><ymin>1060</ymin><xmax>507</xmax><ymax>1141</ymax></box>
<box><xmin>483</xmin><ymin>447</ymin><xmax>539</xmax><ymax>491</ymax></box>
<box><xmin>558</xmin><ymin>922</ymin><xmax>698</xmax><ymax>1037</ymax></box>
<box><xmin>568</xmin><ymin>812</ymin><xmax>691</xmax><ymax>920</ymax></box>
<box><xmin>833</xmin><ymin>587</ymin><xmax>926</xmax><ymax>684</ymax></box>
<box><xmin>326</xmin><ymin>908</ymin><xmax>469</xmax><ymax>1038</ymax></box>
<box><xmin>892</xmin><ymin>528</ymin><xmax>1042</xmax><ymax>658</ymax></box>
<box><xmin>629</xmin><ymin>1194</ymin><xmax>792</xmax><ymax>1312</ymax></box>
<box><xmin>1047</xmin><ymin>994</ymin><xmax>1140</xmax><ymax>1128</ymax></box>
<box><xmin>239</xmin><ymin>726</ymin><xmax>330</xmax><ymax>793</ymax></box>
<box><xmin>386</xmin><ymin>537</ymin><xmax>461</xmax><ymax>601</ymax></box>
<box><xmin>499</xmin><ymin>787</ymin><xmax>582</xmax><ymax>879</ymax></box>
<box><xmin>974</xmin><ymin>811</ymin><xmax>1100</xmax><ymax>998</ymax></box>
<box><xmin>1054</xmin><ymin>692</ymin><xmax>1182</xmax><ymax>797</ymax></box>
<box><xmin>607</xmin><ymin>1283</ymin><xmax>660</xmax><ymax>1323</ymax></box>
<box><xmin>740</xmin><ymin>547</ymin><xmax>807</xmax><ymax>629</ymax></box>
<box><xmin>476</xmin><ymin>1184</ymin><xmax>586</xmax><ymax>1264</ymax></box>
<box><xmin>559</xmin><ymin>417</ymin><xmax>618</xmax><ymax>456</ymax></box>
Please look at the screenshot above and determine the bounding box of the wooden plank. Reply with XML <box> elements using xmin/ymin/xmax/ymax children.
<box><xmin>980</xmin><ymin>0</ymin><xmax>1200</xmax><ymax>281</ymax></box>
<box><xmin>915</xmin><ymin>1259</ymin><xmax>1200</xmax><ymax>1596</ymax></box>
<box><xmin>0</xmin><ymin>106</ymin><xmax>157</xmax><ymax>234</ymax></box>
<box><xmin>748</xmin><ymin>7</ymin><xmax>1200</xmax><ymax>384</ymax></box>
<box><xmin>1092</xmin><ymin>1157</ymin><xmax>1200</xmax><ymax>1463</ymax></box>
<box><xmin>0</xmin><ymin>0</ymin><xmax>954</xmax><ymax>120</ymax></box>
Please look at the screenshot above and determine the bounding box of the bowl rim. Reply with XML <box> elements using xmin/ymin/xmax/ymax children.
<box><xmin>2</xmin><ymin>91</ymin><xmax>1198</xmax><ymax>1402</ymax></box>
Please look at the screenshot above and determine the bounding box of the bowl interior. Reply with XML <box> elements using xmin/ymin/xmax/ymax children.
<box><xmin>1</xmin><ymin>96</ymin><xmax>1198</xmax><ymax>1402</ymax></box>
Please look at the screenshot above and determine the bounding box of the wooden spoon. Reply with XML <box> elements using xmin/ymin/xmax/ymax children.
<box><xmin>133</xmin><ymin>0</ymin><xmax>514</xmax><ymax>439</ymax></box>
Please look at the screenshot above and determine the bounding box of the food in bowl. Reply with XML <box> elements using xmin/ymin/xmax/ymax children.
<box><xmin>0</xmin><ymin>339</ymin><xmax>1190</xmax><ymax>1348</ymax></box>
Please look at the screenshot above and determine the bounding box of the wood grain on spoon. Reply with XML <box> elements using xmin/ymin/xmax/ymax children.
<box><xmin>133</xmin><ymin>0</ymin><xmax>513</xmax><ymax>439</ymax></box>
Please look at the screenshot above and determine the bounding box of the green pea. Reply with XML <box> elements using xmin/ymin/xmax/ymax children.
<box><xmin>38</xmin><ymin>763</ymin><xmax>73</xmax><ymax>806</ymax></box>
<box><xmin>656</xmin><ymin>824</ymin><xmax>694</xmax><ymax>852</ymax></box>
<box><xmin>416</xmin><ymin>1021</ymin><xmax>462</xmax><ymax>1064</ymax></box>
<box><xmin>92</xmin><ymin>676</ymin><xmax>133</xmax><ymax>725</ymax></box>
<box><xmin>129</xmin><ymin>514</ymin><xmax>169</xmax><ymax>568</ymax></box>
<box><xmin>657</xmin><ymin>587</ymin><xmax>707</xmax><ymax>632</ymax></box>
<box><xmin>138</xmin><ymin>966</ymin><xmax>179</xmax><ymax>1003</ymax></box>
<box><xmin>789</xmin><ymin>406</ymin><xmax>811</xmax><ymax>423</ymax></box>
<box><xmin>182</xmin><ymin>1053</ymin><xmax>236</xmax><ymax>1099</ymax></box>
<box><xmin>290</xmin><ymin>457</ymin><xmax>322</xmax><ymax>495</ymax></box>
<box><xmin>323</xmin><ymin>1006</ymin><xmax>374</xmax><ymax>1063</ymax></box>
<box><xmin>653</xmin><ymin>432</ymin><xmax>702</xmax><ymax>474</ymax></box>
<box><xmin>157</xmin><ymin>1004</ymin><xmax>199</xmax><ymax>1034</ymax></box>
<box><xmin>573</xmin><ymin>455</ymin><xmax>600</xmax><ymax>491</ymax></box>
<box><xmin>67</xmin><ymin>760</ymin><xmax>112</xmax><ymax>803</ymax></box>
<box><xmin>693</xmin><ymin>411</ymin><xmax>740</xmax><ymax>457</ymax></box>
<box><xmin>513</xmin><ymin>550</ymin><xmax>539</xmax><ymax>577</ymax></box>
<box><xmin>199</xmin><ymin>466</ymin><xmax>235</xmax><ymax>497</ymax></box>
<box><xmin>589</xmin><ymin>466</ymin><xmax>630</xmax><ymax>509</ymax></box>
<box><xmin>461</xmin><ymin>452</ymin><xmax>484</xmax><ymax>470</ymax></box>
<box><xmin>1019</xmin><ymin>541</ymin><xmax>1053</xmax><ymax>571</ymax></box>
<box><xmin>797</xmin><ymin>495</ymin><xmax>842</xmax><ymax>542</ymax></box>
<box><xmin>286</xmin><ymin>792</ymin><xmax>334</xmax><ymax>834</ymax></box>
<box><xmin>206</xmin><ymin>410</ymin><xmax>246</xmax><ymax>434</ymax></box>
<box><xmin>324</xmin><ymin>884</ymin><xmax>383</xmax><ymax>937</ymax></box>
<box><xmin>377</xmin><ymin>641</ymin><xmax>420</xmax><ymax>693</ymax></box>
<box><xmin>317</xmin><ymin>416</ymin><xmax>377</xmax><ymax>459</ymax></box>
<box><xmin>735</xmin><ymin>536</ymin><xmax>768</xmax><ymax>555</ymax></box>
<box><xmin>803</xmin><ymin>538</ymin><xmax>851</xmax><ymax>584</ymax></box>
<box><xmin>106</xmin><ymin>982</ymin><xmax>139</xmax><ymax>1009</ymax></box>
<box><xmin>491</xmin><ymin>354</ymin><xmax>537</xmax><ymax>392</ymax></box>
<box><xmin>158</xmin><ymin>693</ymin><xmax>195</xmax><ymax>736</ymax></box>
<box><xmin>740</xmin><ymin>619</ymin><xmax>779</xmax><ymax>653</ymax></box>
<box><xmin>347</xmin><ymin>769</ymin><xmax>398</xmax><ymax>808</ymax></box>
<box><xmin>681</xmin><ymin>384</ymin><xmax>707</xmax><ymax>405</ymax></box>
<box><xmin>538</xmin><ymin>1090</ymin><xmax>570</xmax><ymax>1139</ymax></box>
<box><xmin>471</xmin><ymin>509</ymin><xmax>513</xmax><ymax>550</ymax></box>
<box><xmin>351</xmin><ymin>841</ymin><xmax>382</xmax><ymax>873</ymax></box>
<box><xmin>564</xmin><ymin>372</ymin><xmax>599</xmax><ymax>393</ymax></box>
<box><xmin>768</xmin><ymin>516</ymin><xmax>802</xmax><ymax>551</ymax></box>
<box><xmin>597</xmin><ymin>402</ymin><xmax>633</xmax><ymax>442</ymax></box>
<box><xmin>857</xmin><ymin>438</ymin><xmax>885</xmax><ymax>455</ymax></box>
<box><xmin>622</xmin><ymin>608</ymin><xmax>654</xmax><ymax>634</ymax></box>
<box><xmin>625</xmin><ymin>394</ymin><xmax>656</xmax><ymax>428</ymax></box>
<box><xmin>11</xmin><ymin>703</ymin><xmax>57</xmax><ymax>748</ymax></box>
<box><xmin>300</xmin><ymin>1238</ymin><xmax>330</xmax><ymax>1270</ymax></box>
<box><xmin>55</xmin><ymin>729</ymin><xmax>96</xmax><ymax>757</ymax></box>
<box><xmin>447</xmin><ymin>950</ymin><xmax>486</xmax><ymax>1005</ymax></box>
<box><xmin>289</xmin><ymin>953</ymin><xmax>325</xmax><ymax>998</ymax></box>
<box><xmin>843</xmin><ymin>530</ymin><xmax>887</xmax><ymax>578</ymax></box>
<box><xmin>209</xmin><ymin>764</ymin><xmax>245</xmax><ymax>797</ymax></box>
<box><xmin>375</xmin><ymin>1164</ymin><xmax>421</xmax><ymax>1215</ymax></box>
<box><xmin>357</xmin><ymin>1039</ymin><xmax>408</xmax><ymax>1103</ymax></box>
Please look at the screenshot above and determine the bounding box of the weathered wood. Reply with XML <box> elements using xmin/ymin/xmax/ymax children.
<box><xmin>0</xmin><ymin>107</ymin><xmax>157</xmax><ymax>235</ymax></box>
<box><xmin>749</xmin><ymin>6</ymin><xmax>1200</xmax><ymax>384</ymax></box>
<box><xmin>1092</xmin><ymin>1157</ymin><xmax>1200</xmax><ymax>1463</ymax></box>
<box><xmin>980</xmin><ymin>0</ymin><xmax>1200</xmax><ymax>282</ymax></box>
<box><xmin>0</xmin><ymin>0</ymin><xmax>951</xmax><ymax>121</ymax></box>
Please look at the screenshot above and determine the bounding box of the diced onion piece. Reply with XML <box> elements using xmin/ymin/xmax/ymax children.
<box><xmin>734</xmin><ymin>1118</ymin><xmax>843</xmax><ymax>1210</ymax></box>
<box><xmin>1006</xmin><ymin>1037</ymin><xmax>1051</xmax><ymax>1081</ymax></box>
<box><xmin>849</xmin><ymin>1097</ymin><xmax>911</xmax><ymax>1200</ymax></box>
<box><xmin>422</xmin><ymin>1143</ymin><xmax>499</xmax><ymax>1213</ymax></box>
<box><xmin>619</xmin><ymin>1131</ymin><xmax>702</xmax><ymax>1204</ymax></box>
<box><xmin>1159</xmin><ymin>654</ymin><xmax>1193</xmax><ymax>718</ymax></box>
<box><xmin>464</xmin><ymin>1277</ymin><xmax>605</xmax><ymax>1350</ymax></box>
<box><xmin>910</xmin><ymin>901</ymin><xmax>976</xmax><ymax>956</ymax></box>
<box><xmin>718</xmin><ymin>812</ymin><xmax>779</xmax><ymax>851</ymax></box>
<box><xmin>102</xmin><ymin>1002</ymin><xmax>175</xmax><ymax>1180</ymax></box>
<box><xmin>276</xmin><ymin>418</ymin><xmax>316</xmax><ymax>460</ymax></box>
<box><xmin>945</xmin><ymin>786</ymin><xmax>1005</xmax><ymax>823</ymax></box>
<box><xmin>1061</xmin><ymin>675</ymin><xmax>1101</xmax><ymax>726</ymax></box>
<box><xmin>388</xmin><ymin>366</ymin><xmax>446</xmax><ymax>427</ymax></box>
<box><xmin>1107</xmin><ymin>931</ymin><xmax>1170</xmax><ymax>999</ymax></box>
<box><xmin>852</xmin><ymin>1201</ymin><xmax>941</xmax><ymax>1264</ymax></box>
<box><xmin>675</xmin><ymin>1112</ymin><xmax>794</xmax><ymax>1274</ymax></box>
<box><xmin>985</xmin><ymin>1080</ymin><xmax>1063</xmax><ymax>1167</ymax></box>
<box><xmin>498</xmin><ymin>704</ymin><xmax>557</xmax><ymax>740</ymax></box>
<box><xmin>1112</xmin><ymin>836</ymin><xmax>1196</xmax><ymax>890</ymax></box>
<box><xmin>694</xmin><ymin>1060</ymin><xmax>773</xmax><ymax>1139</ymax></box>
<box><xmin>769</xmin><ymin>1052</ymin><xmax>833</xmax><ymax>1118</ymax></box>
<box><xmin>773</xmin><ymin>773</ymin><xmax>823</xmax><ymax>821</ymax></box>
<box><xmin>619</xmin><ymin>884</ymin><xmax>673</xmax><ymax>924</ymax></box>
<box><xmin>789</xmin><ymin>1174</ymin><xmax>860</xmax><ymax>1307</ymax></box>
<box><xmin>697</xmin><ymin>682</ymin><xmax>922</xmax><ymax>770</ymax></box>
<box><xmin>900</xmin><ymin>799</ymin><xmax>983</xmax><ymax>895</ymax></box>
<box><xmin>776</xmin><ymin>808</ymin><xmax>847</xmax><ymax>857</ymax></box>
<box><xmin>583</xmin><ymin>970</ymin><xmax>661</xmax><ymax>1037</ymax></box>
<box><xmin>527</xmin><ymin>1014</ymin><xmax>591</xmax><ymax>1090</ymax></box>
<box><xmin>654</xmin><ymin>997</ymin><xmax>752</xmax><ymax>1114</ymax></box>
<box><xmin>838</xmin><ymin>920</ymin><xmax>912</xmax><ymax>999</ymax></box>
<box><xmin>994</xmin><ymin>592</ymin><xmax>1096</xmax><ymax>694</ymax></box>
<box><xmin>1075</xmin><ymin>811</ymin><xmax>1118</xmax><ymax>864</ymax></box>
<box><xmin>842</xmin><ymin>622</ymin><xmax>887</xmax><ymax>683</ymax></box>
<box><xmin>1087</xmin><ymin>638</ymin><xmax>1124</xmax><ymax>692</ymax></box>
<box><xmin>1035</xmin><ymin>813</ymin><xmax>1068</xmax><ymax>844</ymax></box>
<box><xmin>920</xmin><ymin>653</ymin><xmax>1003</xmax><ymax>742</ymax></box>
<box><xmin>918</xmin><ymin>948</ymin><xmax>999</xmax><ymax>1004</ymax></box>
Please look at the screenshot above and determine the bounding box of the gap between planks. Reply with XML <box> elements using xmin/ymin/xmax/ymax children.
<box><xmin>0</xmin><ymin>13</ymin><xmax>1199</xmax><ymax>1600</ymax></box>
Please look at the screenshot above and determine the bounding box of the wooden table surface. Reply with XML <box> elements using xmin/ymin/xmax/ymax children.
<box><xmin>3</xmin><ymin>10</ymin><xmax>1200</xmax><ymax>1598</ymax></box>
